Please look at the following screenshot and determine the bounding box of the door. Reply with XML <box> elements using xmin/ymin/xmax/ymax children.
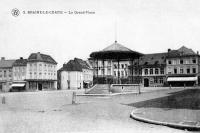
<box><xmin>38</xmin><ymin>83</ymin><xmax>42</xmax><ymax>90</ymax></box>
<box><xmin>67</xmin><ymin>80</ymin><xmax>70</xmax><ymax>89</ymax></box>
<box><xmin>144</xmin><ymin>78</ymin><xmax>149</xmax><ymax>87</ymax></box>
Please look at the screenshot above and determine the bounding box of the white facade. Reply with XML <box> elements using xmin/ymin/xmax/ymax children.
<box><xmin>26</xmin><ymin>62</ymin><xmax>57</xmax><ymax>80</ymax></box>
<box><xmin>61</xmin><ymin>71</ymin><xmax>83</xmax><ymax>89</ymax></box>
<box><xmin>13</xmin><ymin>66</ymin><xmax>26</xmax><ymax>81</ymax></box>
<box><xmin>60</xmin><ymin>69</ymin><xmax>93</xmax><ymax>90</ymax></box>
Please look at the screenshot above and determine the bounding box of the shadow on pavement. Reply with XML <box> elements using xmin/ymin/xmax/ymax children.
<box><xmin>126</xmin><ymin>89</ymin><xmax>200</xmax><ymax>110</ymax></box>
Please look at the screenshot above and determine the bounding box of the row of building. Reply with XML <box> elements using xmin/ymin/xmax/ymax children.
<box><xmin>0</xmin><ymin>52</ymin><xmax>93</xmax><ymax>92</ymax></box>
<box><xmin>1</xmin><ymin>42</ymin><xmax>200</xmax><ymax>92</ymax></box>
<box><xmin>88</xmin><ymin>41</ymin><xmax>200</xmax><ymax>87</ymax></box>
<box><xmin>0</xmin><ymin>52</ymin><xmax>57</xmax><ymax>92</ymax></box>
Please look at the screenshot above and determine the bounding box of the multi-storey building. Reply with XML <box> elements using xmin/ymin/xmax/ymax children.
<box><xmin>25</xmin><ymin>52</ymin><xmax>57</xmax><ymax>90</ymax></box>
<box><xmin>11</xmin><ymin>57</ymin><xmax>28</xmax><ymax>91</ymax></box>
<box><xmin>0</xmin><ymin>57</ymin><xmax>15</xmax><ymax>92</ymax></box>
<box><xmin>166</xmin><ymin>46</ymin><xmax>200</xmax><ymax>86</ymax></box>
<box><xmin>130</xmin><ymin>53</ymin><xmax>167</xmax><ymax>87</ymax></box>
<box><xmin>58</xmin><ymin>58</ymin><xmax>93</xmax><ymax>90</ymax></box>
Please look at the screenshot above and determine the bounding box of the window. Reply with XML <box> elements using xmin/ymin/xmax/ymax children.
<box><xmin>125</xmin><ymin>71</ymin><xmax>127</xmax><ymax>77</ymax></box>
<box><xmin>168</xmin><ymin>60</ymin><xmax>171</xmax><ymax>64</ymax></box>
<box><xmin>193</xmin><ymin>68</ymin><xmax>196</xmax><ymax>73</ymax></box>
<box><xmin>192</xmin><ymin>59</ymin><xmax>196</xmax><ymax>64</ymax></box>
<box><xmin>121</xmin><ymin>71</ymin><xmax>124</xmax><ymax>77</ymax></box>
<box><xmin>174</xmin><ymin>68</ymin><xmax>177</xmax><ymax>74</ymax></box>
<box><xmin>30</xmin><ymin>72</ymin><xmax>32</xmax><ymax>78</ymax></box>
<box><xmin>114</xmin><ymin>71</ymin><xmax>116</xmax><ymax>76</ymax></box>
<box><xmin>154</xmin><ymin>77</ymin><xmax>158</xmax><ymax>83</ymax></box>
<box><xmin>121</xmin><ymin>64</ymin><xmax>124</xmax><ymax>69</ymax></box>
<box><xmin>4</xmin><ymin>70</ymin><xmax>6</xmax><ymax>77</ymax></box>
<box><xmin>187</xmin><ymin>68</ymin><xmax>190</xmax><ymax>74</ymax></box>
<box><xmin>180</xmin><ymin>59</ymin><xmax>183</xmax><ymax>64</ymax></box>
<box><xmin>125</xmin><ymin>64</ymin><xmax>128</xmax><ymax>68</ymax></box>
<box><xmin>107</xmin><ymin>68</ymin><xmax>111</xmax><ymax>75</ymax></box>
<box><xmin>155</xmin><ymin>68</ymin><xmax>159</xmax><ymax>74</ymax></box>
<box><xmin>118</xmin><ymin>71</ymin><xmax>120</xmax><ymax>77</ymax></box>
<box><xmin>185</xmin><ymin>60</ymin><xmax>189</xmax><ymax>64</ymax></box>
<box><xmin>180</xmin><ymin>68</ymin><xmax>184</xmax><ymax>74</ymax></box>
<box><xmin>160</xmin><ymin>68</ymin><xmax>164</xmax><ymax>74</ymax></box>
<box><xmin>150</xmin><ymin>69</ymin><xmax>153</xmax><ymax>75</ymax></box>
<box><xmin>145</xmin><ymin>69</ymin><xmax>148</xmax><ymax>75</ymax></box>
<box><xmin>114</xmin><ymin>64</ymin><xmax>117</xmax><ymax>69</ymax></box>
<box><xmin>159</xmin><ymin>77</ymin><xmax>164</xmax><ymax>84</ymax></box>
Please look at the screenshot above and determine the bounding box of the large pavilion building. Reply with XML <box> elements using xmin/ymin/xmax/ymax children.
<box><xmin>89</xmin><ymin>41</ymin><xmax>143</xmax><ymax>84</ymax></box>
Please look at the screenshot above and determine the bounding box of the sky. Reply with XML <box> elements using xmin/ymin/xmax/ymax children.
<box><xmin>1</xmin><ymin>0</ymin><xmax>200</xmax><ymax>68</ymax></box>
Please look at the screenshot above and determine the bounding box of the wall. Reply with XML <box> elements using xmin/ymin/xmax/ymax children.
<box><xmin>61</xmin><ymin>71</ymin><xmax>83</xmax><ymax>90</ymax></box>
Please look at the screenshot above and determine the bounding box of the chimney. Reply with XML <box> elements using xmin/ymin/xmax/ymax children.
<box><xmin>197</xmin><ymin>51</ymin><xmax>199</xmax><ymax>55</ymax></box>
<box><xmin>168</xmin><ymin>49</ymin><xmax>171</xmax><ymax>52</ymax></box>
<box><xmin>1</xmin><ymin>57</ymin><xmax>5</xmax><ymax>60</ymax></box>
<box><xmin>20</xmin><ymin>57</ymin><xmax>23</xmax><ymax>60</ymax></box>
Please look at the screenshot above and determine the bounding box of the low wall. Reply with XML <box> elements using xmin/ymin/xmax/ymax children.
<box><xmin>0</xmin><ymin>90</ymin><xmax>83</xmax><ymax>110</ymax></box>
<box><xmin>110</xmin><ymin>84</ymin><xmax>141</xmax><ymax>93</ymax></box>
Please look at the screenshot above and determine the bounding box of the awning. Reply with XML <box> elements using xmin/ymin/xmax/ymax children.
<box><xmin>11</xmin><ymin>83</ymin><xmax>25</xmax><ymax>87</ymax></box>
<box><xmin>167</xmin><ymin>77</ymin><xmax>197</xmax><ymax>82</ymax></box>
<box><xmin>83</xmin><ymin>81</ymin><xmax>91</xmax><ymax>84</ymax></box>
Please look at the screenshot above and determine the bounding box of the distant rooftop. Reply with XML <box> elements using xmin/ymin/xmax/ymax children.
<box><xmin>0</xmin><ymin>57</ymin><xmax>16</xmax><ymax>68</ymax></box>
<box><xmin>60</xmin><ymin>58</ymin><xmax>91</xmax><ymax>72</ymax></box>
<box><xmin>28</xmin><ymin>52</ymin><xmax>57</xmax><ymax>64</ymax></box>
<box><xmin>167</xmin><ymin>46</ymin><xmax>197</xmax><ymax>58</ymax></box>
<box><xmin>137</xmin><ymin>52</ymin><xmax>167</xmax><ymax>66</ymax></box>
<box><xmin>13</xmin><ymin>57</ymin><xmax>27</xmax><ymax>66</ymax></box>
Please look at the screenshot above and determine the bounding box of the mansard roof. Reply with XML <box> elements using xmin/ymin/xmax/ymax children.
<box><xmin>167</xmin><ymin>46</ymin><xmax>197</xmax><ymax>58</ymax></box>
<box><xmin>60</xmin><ymin>58</ymin><xmax>91</xmax><ymax>72</ymax></box>
<box><xmin>137</xmin><ymin>52</ymin><xmax>167</xmax><ymax>67</ymax></box>
<box><xmin>0</xmin><ymin>59</ymin><xmax>16</xmax><ymax>68</ymax></box>
<box><xmin>28</xmin><ymin>52</ymin><xmax>57</xmax><ymax>64</ymax></box>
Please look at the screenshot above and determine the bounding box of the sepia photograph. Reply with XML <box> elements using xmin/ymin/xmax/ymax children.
<box><xmin>0</xmin><ymin>0</ymin><xmax>200</xmax><ymax>132</ymax></box>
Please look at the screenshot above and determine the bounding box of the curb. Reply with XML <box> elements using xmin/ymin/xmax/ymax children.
<box><xmin>130</xmin><ymin>110</ymin><xmax>200</xmax><ymax>131</ymax></box>
<box><xmin>76</xmin><ymin>92</ymin><xmax>138</xmax><ymax>96</ymax></box>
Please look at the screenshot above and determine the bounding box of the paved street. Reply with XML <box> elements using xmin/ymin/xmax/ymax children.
<box><xmin>0</xmin><ymin>88</ymin><xmax>193</xmax><ymax>133</ymax></box>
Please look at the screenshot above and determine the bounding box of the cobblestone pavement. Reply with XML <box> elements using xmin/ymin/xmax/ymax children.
<box><xmin>0</xmin><ymin>88</ymin><xmax>192</xmax><ymax>133</ymax></box>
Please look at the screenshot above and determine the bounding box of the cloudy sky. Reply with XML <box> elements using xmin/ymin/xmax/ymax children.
<box><xmin>1</xmin><ymin>0</ymin><xmax>200</xmax><ymax>68</ymax></box>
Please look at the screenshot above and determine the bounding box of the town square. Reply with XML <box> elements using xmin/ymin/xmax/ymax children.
<box><xmin>1</xmin><ymin>0</ymin><xmax>200</xmax><ymax>133</ymax></box>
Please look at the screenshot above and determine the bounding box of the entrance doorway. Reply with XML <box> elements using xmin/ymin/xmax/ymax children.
<box><xmin>144</xmin><ymin>78</ymin><xmax>149</xmax><ymax>87</ymax></box>
<box><xmin>38</xmin><ymin>83</ymin><xmax>42</xmax><ymax>90</ymax></box>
